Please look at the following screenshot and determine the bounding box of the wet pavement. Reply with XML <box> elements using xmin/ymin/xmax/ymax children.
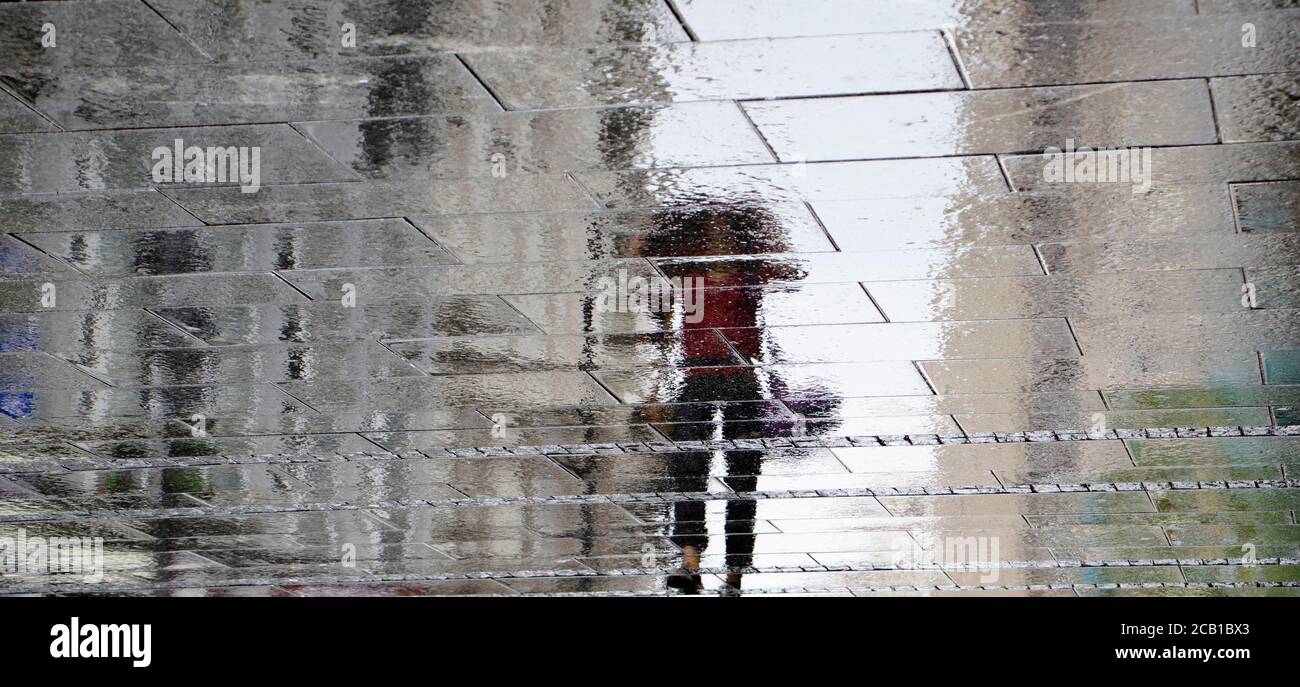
<box><xmin>1</xmin><ymin>0</ymin><xmax>1299</xmax><ymax>597</ymax></box>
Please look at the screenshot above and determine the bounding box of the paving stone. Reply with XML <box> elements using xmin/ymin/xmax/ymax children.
<box><xmin>727</xmin><ymin>320</ymin><xmax>1079</xmax><ymax>365</ymax></box>
<box><xmin>1212</xmin><ymin>73</ymin><xmax>1300</xmax><ymax>143</ymax></box>
<box><xmin>150</xmin><ymin>0</ymin><xmax>686</xmax><ymax>61</ymax></box>
<box><xmin>1</xmin><ymin>56</ymin><xmax>498</xmax><ymax>130</ymax></box>
<box><xmin>674</xmin><ymin>0</ymin><xmax>1196</xmax><ymax>40</ymax></box>
<box><xmin>0</xmin><ymin>124</ymin><xmax>358</xmax><ymax>195</ymax></box>
<box><xmin>864</xmin><ymin>270</ymin><xmax>1245</xmax><ymax>322</ymax></box>
<box><xmin>813</xmin><ymin>183</ymin><xmax>1234</xmax><ymax>251</ymax></box>
<box><xmin>19</xmin><ymin>219</ymin><xmax>453</xmax><ymax>276</ymax></box>
<box><xmin>0</xmin><ymin>190</ymin><xmax>199</xmax><ymax>233</ymax></box>
<box><xmin>745</xmin><ymin>80</ymin><xmax>1216</xmax><ymax>161</ymax></box>
<box><xmin>387</xmin><ymin>331</ymin><xmax>744</xmax><ymax>373</ymax></box>
<box><xmin>411</xmin><ymin>203</ymin><xmax>832</xmax><ymax>263</ymax></box>
<box><xmin>0</xmin><ymin>273</ymin><xmax>308</xmax><ymax>312</ymax></box>
<box><xmin>579</xmin><ymin>157</ymin><xmax>1008</xmax><ymax>207</ymax></box>
<box><xmin>296</xmin><ymin>101</ymin><xmax>772</xmax><ymax>180</ymax></box>
<box><xmin>463</xmin><ymin>33</ymin><xmax>962</xmax><ymax>108</ymax></box>
<box><xmin>277</xmin><ymin>372</ymin><xmax>619</xmax><ymax>412</ymax></box>
<box><xmin>504</xmin><ymin>283</ymin><xmax>883</xmax><ymax>335</ymax></box>
<box><xmin>592</xmin><ymin>362</ymin><xmax>932</xmax><ymax>403</ymax></box>
<box><xmin>151</xmin><ymin>299</ymin><xmax>537</xmax><ymax>345</ymax></box>
<box><xmin>0</xmin><ymin>0</ymin><xmax>209</xmax><ymax>68</ymax></box>
<box><xmin>953</xmin><ymin>11</ymin><xmax>1300</xmax><ymax>87</ymax></box>
<box><xmin>1004</xmin><ymin>141</ymin><xmax>1300</xmax><ymax>193</ymax></box>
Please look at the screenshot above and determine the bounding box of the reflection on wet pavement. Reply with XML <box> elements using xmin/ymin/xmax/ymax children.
<box><xmin>2</xmin><ymin>0</ymin><xmax>1299</xmax><ymax>597</ymax></box>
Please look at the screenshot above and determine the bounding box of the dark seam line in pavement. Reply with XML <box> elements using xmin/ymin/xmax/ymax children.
<box><xmin>1204</xmin><ymin>78</ymin><xmax>1224</xmax><ymax>144</ymax></box>
<box><xmin>940</xmin><ymin>28</ymin><xmax>974</xmax><ymax>89</ymax></box>
<box><xmin>45</xmin><ymin>351</ymin><xmax>116</xmax><ymax>389</ymax></box>
<box><xmin>801</xmin><ymin>200</ymin><xmax>842</xmax><ymax>251</ymax></box>
<box><xmin>286</xmin><ymin>121</ymin><xmax>366</xmax><ymax>182</ymax></box>
<box><xmin>270</xmin><ymin>271</ymin><xmax>317</xmax><ymax>302</ymax></box>
<box><xmin>1228</xmin><ymin>185</ymin><xmax>1247</xmax><ymax>234</ymax></box>
<box><xmin>993</xmin><ymin>153</ymin><xmax>1015</xmax><ymax>191</ymax></box>
<box><xmin>713</xmin><ymin>329</ymin><xmax>754</xmax><ymax>365</ymax></box>
<box><xmin>6</xmin><ymin>233</ymin><xmax>94</xmax><ymax>280</ymax></box>
<box><xmin>1121</xmin><ymin>435</ymin><xmax>1138</xmax><ymax>468</ymax></box>
<box><xmin>266</xmin><ymin>381</ymin><xmax>323</xmax><ymax>414</ymax></box>
<box><xmin>733</xmin><ymin>101</ymin><xmax>782</xmax><ymax>163</ymax></box>
<box><xmin>140</xmin><ymin>0</ymin><xmax>215</xmax><ymax>62</ymax></box>
<box><xmin>912</xmin><ymin>361</ymin><xmax>939</xmax><ymax>395</ymax></box>
<box><xmin>1031</xmin><ymin>244</ymin><xmax>1051</xmax><ymax>275</ymax></box>
<box><xmin>564</xmin><ymin>171</ymin><xmax>606</xmax><ymax>208</ymax></box>
<box><xmin>153</xmin><ymin>187</ymin><xmax>210</xmax><ymax>226</ymax></box>
<box><xmin>139</xmin><ymin>307</ymin><xmax>211</xmax><ymax>346</ymax></box>
<box><xmin>402</xmin><ymin>217</ymin><xmax>465</xmax><ymax>264</ymax></box>
<box><xmin>454</xmin><ymin>53</ymin><xmax>508</xmax><ymax>111</ymax></box>
<box><xmin>0</xmin><ymin>82</ymin><xmax>64</xmax><ymax>132</ymax></box>
<box><xmin>858</xmin><ymin>283</ymin><xmax>890</xmax><ymax>322</ymax></box>
<box><xmin>493</xmin><ymin>294</ymin><xmax>549</xmax><ymax>335</ymax></box>
<box><xmin>583</xmin><ymin>369</ymin><xmax>627</xmax><ymax>405</ymax></box>
<box><xmin>1062</xmin><ymin>317</ymin><xmax>1086</xmax><ymax>356</ymax></box>
<box><xmin>663</xmin><ymin>0</ymin><xmax>700</xmax><ymax>42</ymax></box>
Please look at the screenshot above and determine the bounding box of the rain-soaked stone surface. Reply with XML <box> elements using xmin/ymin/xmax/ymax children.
<box><xmin>2</xmin><ymin>0</ymin><xmax>1299</xmax><ymax>597</ymax></box>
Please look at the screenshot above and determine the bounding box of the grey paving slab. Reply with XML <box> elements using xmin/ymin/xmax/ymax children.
<box><xmin>1039</xmin><ymin>235</ymin><xmax>1300</xmax><ymax>273</ymax></box>
<box><xmin>1212</xmin><ymin>73</ymin><xmax>1300</xmax><ymax>143</ymax></box>
<box><xmin>151</xmin><ymin>299</ymin><xmax>539</xmax><ymax>345</ymax></box>
<box><xmin>150</xmin><ymin>0</ymin><xmax>686</xmax><ymax>60</ymax></box>
<box><xmin>1200</xmin><ymin>0</ymin><xmax>1300</xmax><ymax>12</ymax></box>
<box><xmin>745</xmin><ymin>80</ymin><xmax>1217</xmax><ymax>161</ymax></box>
<box><xmin>863</xmin><ymin>270</ymin><xmax>1246</xmax><ymax>322</ymax></box>
<box><xmin>0</xmin><ymin>124</ymin><xmax>358</xmax><ymax>195</ymax></box>
<box><xmin>1</xmin><ymin>55</ymin><xmax>499</xmax><ymax>131</ymax></box>
<box><xmin>54</xmin><ymin>342</ymin><xmax>424</xmax><ymax>387</ymax></box>
<box><xmin>0</xmin><ymin>190</ymin><xmax>199</xmax><ymax>233</ymax></box>
<box><xmin>0</xmin><ymin>352</ymin><xmax>106</xmax><ymax>391</ymax></box>
<box><xmin>463</xmin><ymin>33</ymin><xmax>962</xmax><ymax>108</ymax></box>
<box><xmin>954</xmin><ymin>11</ymin><xmax>1300</xmax><ymax>87</ymax></box>
<box><xmin>0</xmin><ymin>0</ymin><xmax>209</xmax><ymax>68</ymax></box>
<box><xmin>0</xmin><ymin>273</ymin><xmax>308</xmax><ymax>312</ymax></box>
<box><xmin>579</xmin><ymin>157</ymin><xmax>1009</xmax><ymax>208</ymax></box>
<box><xmin>784</xmin><ymin>391</ymin><xmax>1106</xmax><ymax>418</ymax></box>
<box><xmin>19</xmin><ymin>219</ymin><xmax>453</xmax><ymax>276</ymax></box>
<box><xmin>1071</xmin><ymin>310</ymin><xmax>1300</xmax><ymax>353</ymax></box>
<box><xmin>1004</xmin><ymin>141</ymin><xmax>1300</xmax><ymax>193</ymax></box>
<box><xmin>410</xmin><ymin>203</ymin><xmax>833</xmax><ymax>263</ymax></box>
<box><xmin>161</xmin><ymin>177</ymin><xmax>595</xmax><ymax>224</ymax></box>
<box><xmin>811</xmin><ymin>184</ymin><xmax>1235</xmax><ymax>251</ymax></box>
<box><xmin>295</xmin><ymin>101</ymin><xmax>773</xmax><ymax>180</ymax></box>
<box><xmin>727</xmin><ymin>319</ymin><xmax>1079</xmax><ymax>365</ymax></box>
<box><xmin>0</xmin><ymin>311</ymin><xmax>201</xmax><ymax>352</ymax></box>
<box><xmin>275</xmin><ymin>259</ymin><xmax>664</xmax><ymax>301</ymax></box>
<box><xmin>592</xmin><ymin>362</ymin><xmax>932</xmax><ymax>403</ymax></box>
<box><xmin>502</xmin><ymin>283</ymin><xmax>884</xmax><ymax>335</ymax></box>
<box><xmin>6</xmin><ymin>384</ymin><xmax>316</xmax><ymax>421</ymax></box>
<box><xmin>921</xmin><ymin>351</ymin><xmax>1264</xmax><ymax>393</ymax></box>
<box><xmin>387</xmin><ymin>331</ymin><xmax>745</xmax><ymax>373</ymax></box>
<box><xmin>0</xmin><ymin>234</ymin><xmax>80</xmax><ymax>281</ymax></box>
<box><xmin>674</xmin><ymin>0</ymin><xmax>1197</xmax><ymax>40</ymax></box>
<box><xmin>276</xmin><ymin>372</ymin><xmax>619</xmax><ymax>412</ymax></box>
<box><xmin>654</xmin><ymin>248</ymin><xmax>1043</xmax><ymax>287</ymax></box>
